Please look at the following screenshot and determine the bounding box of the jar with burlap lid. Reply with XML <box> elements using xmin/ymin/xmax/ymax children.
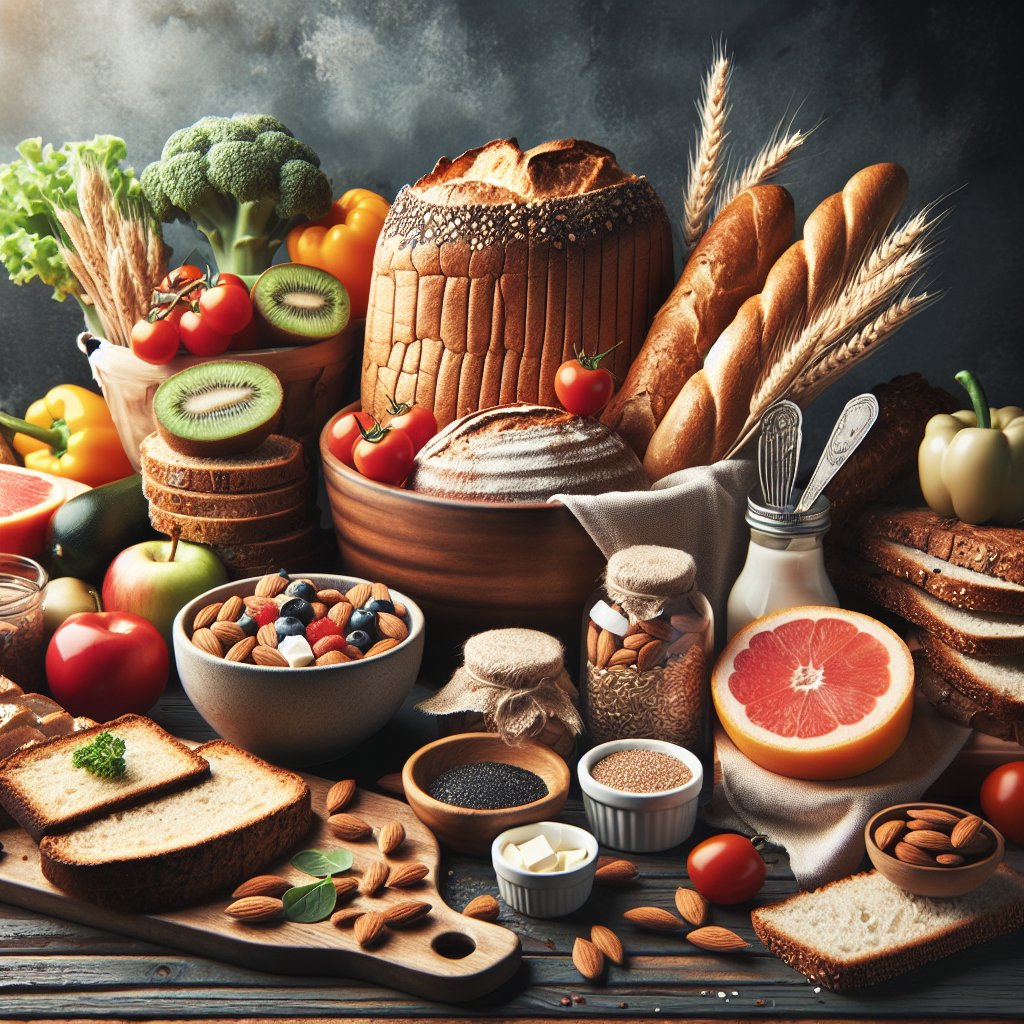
<box><xmin>416</xmin><ymin>628</ymin><xmax>582</xmax><ymax>759</ymax></box>
<box><xmin>582</xmin><ymin>545</ymin><xmax>713</xmax><ymax>757</ymax></box>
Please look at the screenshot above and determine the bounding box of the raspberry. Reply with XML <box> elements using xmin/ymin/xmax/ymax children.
<box><xmin>306</xmin><ymin>618</ymin><xmax>342</xmax><ymax>646</ymax></box>
<box><xmin>245</xmin><ymin>596</ymin><xmax>280</xmax><ymax>627</ymax></box>
<box><xmin>312</xmin><ymin>634</ymin><xmax>347</xmax><ymax>658</ymax></box>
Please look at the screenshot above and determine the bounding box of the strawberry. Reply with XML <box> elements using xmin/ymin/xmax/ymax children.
<box><xmin>306</xmin><ymin>618</ymin><xmax>342</xmax><ymax>646</ymax></box>
<box><xmin>245</xmin><ymin>597</ymin><xmax>280</xmax><ymax>627</ymax></box>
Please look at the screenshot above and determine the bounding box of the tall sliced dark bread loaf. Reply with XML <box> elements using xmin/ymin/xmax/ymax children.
<box><xmin>143</xmin><ymin>477</ymin><xmax>311</xmax><ymax>519</ymax></box>
<box><xmin>751</xmin><ymin>864</ymin><xmax>1024</xmax><ymax>992</ymax></box>
<box><xmin>39</xmin><ymin>740</ymin><xmax>311</xmax><ymax>912</ymax></box>
<box><xmin>920</xmin><ymin>633</ymin><xmax>1024</xmax><ymax>723</ymax></box>
<box><xmin>0</xmin><ymin>715</ymin><xmax>209</xmax><ymax>840</ymax></box>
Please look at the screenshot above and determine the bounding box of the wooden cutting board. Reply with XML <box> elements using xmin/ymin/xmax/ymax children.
<box><xmin>0</xmin><ymin>769</ymin><xmax>521</xmax><ymax>1003</ymax></box>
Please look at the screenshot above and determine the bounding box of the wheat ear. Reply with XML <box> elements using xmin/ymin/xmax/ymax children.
<box><xmin>717</xmin><ymin>117</ymin><xmax>816</xmax><ymax>210</ymax></box>
<box><xmin>682</xmin><ymin>46</ymin><xmax>730</xmax><ymax>253</ymax></box>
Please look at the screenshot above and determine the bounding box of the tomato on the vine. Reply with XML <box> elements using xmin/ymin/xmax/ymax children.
<box><xmin>353</xmin><ymin>421</ymin><xmax>415</xmax><ymax>485</ymax></box>
<box><xmin>981</xmin><ymin>761</ymin><xmax>1024</xmax><ymax>845</ymax></box>
<box><xmin>159</xmin><ymin>264</ymin><xmax>206</xmax><ymax>299</ymax></box>
<box><xmin>214</xmin><ymin>272</ymin><xmax>248</xmax><ymax>290</ymax></box>
<box><xmin>130</xmin><ymin>316</ymin><xmax>180</xmax><ymax>364</ymax></box>
<box><xmin>327</xmin><ymin>411</ymin><xmax>376</xmax><ymax>468</ymax></box>
<box><xmin>198</xmin><ymin>282</ymin><xmax>253</xmax><ymax>335</ymax></box>
<box><xmin>178</xmin><ymin>308</ymin><xmax>232</xmax><ymax>357</ymax></box>
<box><xmin>554</xmin><ymin>343</ymin><xmax>620</xmax><ymax>416</ymax></box>
<box><xmin>687</xmin><ymin>833</ymin><xmax>766</xmax><ymax>905</ymax></box>
<box><xmin>383</xmin><ymin>395</ymin><xmax>437</xmax><ymax>454</ymax></box>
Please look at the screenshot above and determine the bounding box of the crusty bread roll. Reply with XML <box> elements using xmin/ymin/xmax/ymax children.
<box><xmin>644</xmin><ymin>163</ymin><xmax>909</xmax><ymax>478</ymax></box>
<box><xmin>406</xmin><ymin>404</ymin><xmax>649</xmax><ymax>504</ymax></box>
<box><xmin>601</xmin><ymin>185</ymin><xmax>795</xmax><ymax>455</ymax></box>
<box><xmin>362</xmin><ymin>139</ymin><xmax>674</xmax><ymax>429</ymax></box>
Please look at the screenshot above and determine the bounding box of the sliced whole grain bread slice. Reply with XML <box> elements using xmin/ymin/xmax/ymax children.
<box><xmin>751</xmin><ymin>864</ymin><xmax>1024</xmax><ymax>991</ymax></box>
<box><xmin>39</xmin><ymin>740</ymin><xmax>311</xmax><ymax>912</ymax></box>
<box><xmin>920</xmin><ymin>632</ymin><xmax>1024</xmax><ymax>723</ymax></box>
<box><xmin>148</xmin><ymin>502</ymin><xmax>312</xmax><ymax>545</ymax></box>
<box><xmin>143</xmin><ymin>476</ymin><xmax>311</xmax><ymax>519</ymax></box>
<box><xmin>0</xmin><ymin>715</ymin><xmax>210</xmax><ymax>839</ymax></box>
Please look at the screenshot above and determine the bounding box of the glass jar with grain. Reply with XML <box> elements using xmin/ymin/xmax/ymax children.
<box><xmin>0</xmin><ymin>555</ymin><xmax>48</xmax><ymax>692</ymax></box>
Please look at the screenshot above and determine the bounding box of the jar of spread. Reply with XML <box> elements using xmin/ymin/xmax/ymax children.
<box><xmin>0</xmin><ymin>555</ymin><xmax>48</xmax><ymax>692</ymax></box>
<box><xmin>726</xmin><ymin>489</ymin><xmax>838</xmax><ymax>639</ymax></box>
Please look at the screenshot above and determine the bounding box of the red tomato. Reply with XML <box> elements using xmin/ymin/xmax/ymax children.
<box><xmin>554</xmin><ymin>344</ymin><xmax>620</xmax><ymax>416</ymax></box>
<box><xmin>198</xmin><ymin>282</ymin><xmax>253</xmax><ymax>335</ymax></box>
<box><xmin>214</xmin><ymin>272</ymin><xmax>247</xmax><ymax>290</ymax></box>
<box><xmin>327</xmin><ymin>411</ymin><xmax>376</xmax><ymax>468</ymax></box>
<box><xmin>353</xmin><ymin>426</ymin><xmax>415</xmax><ymax>485</ymax></box>
<box><xmin>178</xmin><ymin>308</ymin><xmax>232</xmax><ymax>357</ymax></box>
<box><xmin>981</xmin><ymin>761</ymin><xmax>1024</xmax><ymax>845</ymax></box>
<box><xmin>687</xmin><ymin>833</ymin><xmax>767</xmax><ymax>905</ymax></box>
<box><xmin>46</xmin><ymin>611</ymin><xmax>169</xmax><ymax>721</ymax></box>
<box><xmin>384</xmin><ymin>398</ymin><xmax>437</xmax><ymax>454</ymax></box>
<box><xmin>130</xmin><ymin>316</ymin><xmax>180</xmax><ymax>364</ymax></box>
<box><xmin>159</xmin><ymin>264</ymin><xmax>206</xmax><ymax>300</ymax></box>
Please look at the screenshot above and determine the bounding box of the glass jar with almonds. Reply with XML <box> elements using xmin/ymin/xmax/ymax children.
<box><xmin>581</xmin><ymin>545</ymin><xmax>713</xmax><ymax>761</ymax></box>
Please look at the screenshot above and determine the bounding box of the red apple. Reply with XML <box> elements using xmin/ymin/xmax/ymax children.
<box><xmin>102</xmin><ymin>536</ymin><xmax>229</xmax><ymax>647</ymax></box>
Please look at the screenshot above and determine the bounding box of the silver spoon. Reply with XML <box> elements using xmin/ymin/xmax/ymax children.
<box><xmin>794</xmin><ymin>394</ymin><xmax>879</xmax><ymax>513</ymax></box>
<box><xmin>758</xmin><ymin>400</ymin><xmax>803</xmax><ymax>508</ymax></box>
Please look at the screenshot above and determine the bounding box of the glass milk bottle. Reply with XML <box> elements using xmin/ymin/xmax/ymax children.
<box><xmin>726</xmin><ymin>489</ymin><xmax>838</xmax><ymax>639</ymax></box>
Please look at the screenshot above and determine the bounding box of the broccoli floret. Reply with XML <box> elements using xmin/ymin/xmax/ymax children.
<box><xmin>141</xmin><ymin>114</ymin><xmax>332</xmax><ymax>276</ymax></box>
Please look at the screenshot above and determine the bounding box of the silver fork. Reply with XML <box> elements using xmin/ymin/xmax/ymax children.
<box><xmin>758</xmin><ymin>400</ymin><xmax>803</xmax><ymax>509</ymax></box>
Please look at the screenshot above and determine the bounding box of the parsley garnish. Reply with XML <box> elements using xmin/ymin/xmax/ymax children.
<box><xmin>71</xmin><ymin>731</ymin><xmax>127</xmax><ymax>779</ymax></box>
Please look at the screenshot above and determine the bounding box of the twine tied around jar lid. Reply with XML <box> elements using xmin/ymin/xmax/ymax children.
<box><xmin>605</xmin><ymin>544</ymin><xmax>697</xmax><ymax>622</ymax></box>
<box><xmin>416</xmin><ymin>628</ymin><xmax>582</xmax><ymax>743</ymax></box>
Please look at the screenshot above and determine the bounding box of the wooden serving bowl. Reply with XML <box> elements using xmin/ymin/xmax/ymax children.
<box><xmin>319</xmin><ymin>405</ymin><xmax>604</xmax><ymax>671</ymax></box>
<box><xmin>864</xmin><ymin>802</ymin><xmax>1005</xmax><ymax>898</ymax></box>
<box><xmin>402</xmin><ymin>733</ymin><xmax>570</xmax><ymax>855</ymax></box>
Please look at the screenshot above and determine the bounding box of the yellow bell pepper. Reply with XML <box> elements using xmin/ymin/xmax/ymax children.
<box><xmin>1</xmin><ymin>384</ymin><xmax>134</xmax><ymax>487</ymax></box>
<box><xmin>286</xmin><ymin>188</ymin><xmax>390</xmax><ymax>320</ymax></box>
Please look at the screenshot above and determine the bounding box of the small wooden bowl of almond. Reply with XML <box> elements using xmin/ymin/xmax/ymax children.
<box><xmin>865</xmin><ymin>802</ymin><xmax>1005</xmax><ymax>898</ymax></box>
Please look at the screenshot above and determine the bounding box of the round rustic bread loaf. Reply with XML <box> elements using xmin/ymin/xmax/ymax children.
<box><xmin>362</xmin><ymin>138</ymin><xmax>674</xmax><ymax>429</ymax></box>
<box><xmin>406</xmin><ymin>404</ymin><xmax>650</xmax><ymax>504</ymax></box>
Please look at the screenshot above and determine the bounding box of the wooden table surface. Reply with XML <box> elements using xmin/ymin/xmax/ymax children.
<box><xmin>1</xmin><ymin>680</ymin><xmax>1021</xmax><ymax>1022</ymax></box>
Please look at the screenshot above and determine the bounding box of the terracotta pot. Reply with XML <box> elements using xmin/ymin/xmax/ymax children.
<box><xmin>81</xmin><ymin>321</ymin><xmax>362</xmax><ymax>470</ymax></box>
<box><xmin>319</xmin><ymin>405</ymin><xmax>604</xmax><ymax>673</ymax></box>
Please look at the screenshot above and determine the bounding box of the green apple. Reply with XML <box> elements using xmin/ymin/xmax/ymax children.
<box><xmin>41</xmin><ymin>577</ymin><xmax>103</xmax><ymax>638</ymax></box>
<box><xmin>101</xmin><ymin>537</ymin><xmax>229</xmax><ymax>647</ymax></box>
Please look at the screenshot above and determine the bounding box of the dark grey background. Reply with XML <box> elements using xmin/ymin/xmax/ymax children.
<box><xmin>1</xmin><ymin>0</ymin><xmax>1021</xmax><ymax>448</ymax></box>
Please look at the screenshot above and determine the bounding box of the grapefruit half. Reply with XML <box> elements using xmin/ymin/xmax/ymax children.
<box><xmin>0</xmin><ymin>466</ymin><xmax>89</xmax><ymax>558</ymax></box>
<box><xmin>712</xmin><ymin>606</ymin><xmax>914</xmax><ymax>780</ymax></box>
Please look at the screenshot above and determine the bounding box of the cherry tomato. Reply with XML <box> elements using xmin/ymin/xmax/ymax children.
<box><xmin>981</xmin><ymin>761</ymin><xmax>1024</xmax><ymax>845</ymax></box>
<box><xmin>384</xmin><ymin>396</ymin><xmax>437</xmax><ymax>454</ymax></box>
<box><xmin>130</xmin><ymin>316</ymin><xmax>180</xmax><ymax>364</ymax></box>
<box><xmin>46</xmin><ymin>611</ymin><xmax>169</xmax><ymax>721</ymax></box>
<box><xmin>214</xmin><ymin>272</ymin><xmax>247</xmax><ymax>290</ymax></box>
<box><xmin>554</xmin><ymin>343</ymin><xmax>620</xmax><ymax>416</ymax></box>
<box><xmin>687</xmin><ymin>833</ymin><xmax>766</xmax><ymax>905</ymax></box>
<box><xmin>178</xmin><ymin>308</ymin><xmax>232</xmax><ymax>357</ymax></box>
<box><xmin>159</xmin><ymin>264</ymin><xmax>206</xmax><ymax>301</ymax></box>
<box><xmin>327</xmin><ymin>411</ymin><xmax>376</xmax><ymax>468</ymax></box>
<box><xmin>198</xmin><ymin>282</ymin><xmax>253</xmax><ymax>335</ymax></box>
<box><xmin>353</xmin><ymin>424</ymin><xmax>415</xmax><ymax>485</ymax></box>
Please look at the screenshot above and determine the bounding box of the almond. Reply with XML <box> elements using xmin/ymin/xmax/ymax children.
<box><xmin>309</xmin><ymin>601</ymin><xmax>328</xmax><ymax>620</ymax></box>
<box><xmin>608</xmin><ymin>647</ymin><xmax>638</xmax><ymax>667</ymax></box>
<box><xmin>377</xmin><ymin>773</ymin><xmax>405</xmax><ymax>797</ymax></box>
<box><xmin>224</xmin><ymin>896</ymin><xmax>283</xmax><ymax>922</ymax></box>
<box><xmin>192</xmin><ymin>602</ymin><xmax>223</xmax><ymax>631</ymax></box>
<box><xmin>255</xmin><ymin>572</ymin><xmax>289</xmax><ymax>598</ymax></box>
<box><xmin>211</xmin><ymin>620</ymin><xmax>245</xmax><ymax>646</ymax></box>
<box><xmin>903</xmin><ymin>829</ymin><xmax>953</xmax><ymax>852</ymax></box>
<box><xmin>376</xmin><ymin>612</ymin><xmax>409</xmax><ymax>642</ymax></box>
<box><xmin>225</xmin><ymin>636</ymin><xmax>257</xmax><ymax>663</ymax></box>
<box><xmin>572</xmin><ymin>937</ymin><xmax>605</xmax><ymax>981</ymax></box>
<box><xmin>393</xmin><ymin>601</ymin><xmax>407</xmax><ymax>618</ymax></box>
<box><xmin>343</xmin><ymin>643</ymin><xmax>365</xmax><ymax>660</ymax></box>
<box><xmin>674</xmin><ymin>887</ymin><xmax>708</xmax><ymax>927</ymax></box>
<box><xmin>873</xmin><ymin>819</ymin><xmax>906</xmax><ymax>852</ymax></box>
<box><xmin>377</xmin><ymin>820</ymin><xmax>406</xmax><ymax>856</ymax></box>
<box><xmin>359</xmin><ymin>859</ymin><xmax>389</xmax><ymax>896</ymax></box>
<box><xmin>316</xmin><ymin>588</ymin><xmax>345</xmax><ymax>606</ymax></box>
<box><xmin>587</xmin><ymin>620</ymin><xmax>599</xmax><ymax>663</ymax></box>
<box><xmin>192</xmin><ymin>628</ymin><xmax>222</xmax><ymax>657</ymax></box>
<box><xmin>622</xmin><ymin>632</ymin><xmax>650</xmax><ymax>651</ymax></box>
<box><xmin>366</xmin><ymin>638</ymin><xmax>400</xmax><ymax>658</ymax></box>
<box><xmin>332</xmin><ymin>877</ymin><xmax>359</xmax><ymax>900</ymax></box>
<box><xmin>252</xmin><ymin>645</ymin><xmax>288</xmax><ymax>667</ymax></box>
<box><xmin>231</xmin><ymin>874</ymin><xmax>292</xmax><ymax>899</ymax></box>
<box><xmin>384</xmin><ymin>900</ymin><xmax>432</xmax><ymax>928</ymax></box>
<box><xmin>316</xmin><ymin>650</ymin><xmax>349</xmax><ymax>666</ymax></box>
<box><xmin>326</xmin><ymin>778</ymin><xmax>357</xmax><ymax>814</ymax></box>
<box><xmin>256</xmin><ymin>623</ymin><xmax>278</xmax><ymax>648</ymax></box>
<box><xmin>907</xmin><ymin>807</ymin><xmax>961</xmax><ymax>826</ymax></box>
<box><xmin>637</xmin><ymin>639</ymin><xmax>665</xmax><ymax>671</ymax></box>
<box><xmin>596</xmin><ymin>629</ymin><xmax>617</xmax><ymax>669</ymax></box>
<box><xmin>957</xmin><ymin>832</ymin><xmax>993</xmax><ymax>856</ymax></box>
<box><xmin>327</xmin><ymin>813</ymin><xmax>372</xmax><ymax>840</ymax></box>
<box><xmin>595</xmin><ymin>858</ymin><xmax>638</xmax><ymax>886</ymax></box>
<box><xmin>462</xmin><ymin>894</ymin><xmax>500</xmax><ymax>921</ymax></box>
<box><xmin>950</xmin><ymin>814</ymin><xmax>983</xmax><ymax>849</ymax></box>
<box><xmin>639</xmin><ymin>616</ymin><xmax>673</xmax><ymax>641</ymax></box>
<box><xmin>216</xmin><ymin>595</ymin><xmax>244</xmax><ymax>621</ymax></box>
<box><xmin>936</xmin><ymin>853</ymin><xmax>966</xmax><ymax>867</ymax></box>
<box><xmin>345</xmin><ymin>582</ymin><xmax>372</xmax><ymax>608</ymax></box>
<box><xmin>387</xmin><ymin>861</ymin><xmax>429</xmax><ymax>888</ymax></box>
<box><xmin>686</xmin><ymin>926</ymin><xmax>749</xmax><ymax>952</ymax></box>
<box><xmin>330</xmin><ymin>907</ymin><xmax>363</xmax><ymax>927</ymax></box>
<box><xmin>623</xmin><ymin>906</ymin><xmax>683</xmax><ymax>931</ymax></box>
<box><xmin>354</xmin><ymin>911</ymin><xmax>387</xmax><ymax>947</ymax></box>
<box><xmin>371</xmin><ymin>582</ymin><xmax>391</xmax><ymax>603</ymax></box>
<box><xmin>907</xmin><ymin>818</ymin><xmax>946</xmax><ymax>831</ymax></box>
<box><xmin>894</xmin><ymin>841</ymin><xmax>937</xmax><ymax>866</ymax></box>
<box><xmin>328</xmin><ymin>601</ymin><xmax>353</xmax><ymax>630</ymax></box>
<box><xmin>590</xmin><ymin>924</ymin><xmax>624</xmax><ymax>965</ymax></box>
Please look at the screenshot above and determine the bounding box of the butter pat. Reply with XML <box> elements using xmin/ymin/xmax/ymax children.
<box><xmin>515</xmin><ymin>833</ymin><xmax>558</xmax><ymax>872</ymax></box>
<box><xmin>501</xmin><ymin>842</ymin><xmax>524</xmax><ymax>868</ymax></box>
<box><xmin>556</xmin><ymin>848</ymin><xmax>588</xmax><ymax>871</ymax></box>
<box><xmin>278</xmin><ymin>634</ymin><xmax>315</xmax><ymax>668</ymax></box>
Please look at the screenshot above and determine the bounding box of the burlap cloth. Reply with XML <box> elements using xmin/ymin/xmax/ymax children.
<box><xmin>553</xmin><ymin>461</ymin><xmax>972</xmax><ymax>890</ymax></box>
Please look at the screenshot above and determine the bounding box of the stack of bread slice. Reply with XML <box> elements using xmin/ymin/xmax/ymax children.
<box><xmin>837</xmin><ymin>506</ymin><xmax>1024</xmax><ymax>745</ymax></box>
<box><xmin>140</xmin><ymin>432</ymin><xmax>318</xmax><ymax>578</ymax></box>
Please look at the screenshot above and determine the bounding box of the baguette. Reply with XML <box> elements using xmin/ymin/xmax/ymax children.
<box><xmin>601</xmin><ymin>185</ymin><xmax>794</xmax><ymax>455</ymax></box>
<box><xmin>644</xmin><ymin>163</ymin><xmax>909</xmax><ymax>477</ymax></box>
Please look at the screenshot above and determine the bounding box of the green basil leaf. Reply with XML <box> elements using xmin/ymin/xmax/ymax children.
<box><xmin>282</xmin><ymin>877</ymin><xmax>337</xmax><ymax>923</ymax></box>
<box><xmin>291</xmin><ymin>848</ymin><xmax>354</xmax><ymax>878</ymax></box>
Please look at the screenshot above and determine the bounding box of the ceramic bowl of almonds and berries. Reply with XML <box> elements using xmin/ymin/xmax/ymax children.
<box><xmin>172</xmin><ymin>571</ymin><xmax>424</xmax><ymax>767</ymax></box>
<box><xmin>865</xmin><ymin>802</ymin><xmax>1005</xmax><ymax>897</ymax></box>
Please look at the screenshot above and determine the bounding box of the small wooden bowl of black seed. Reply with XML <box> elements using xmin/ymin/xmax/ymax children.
<box><xmin>402</xmin><ymin>733</ymin><xmax>570</xmax><ymax>855</ymax></box>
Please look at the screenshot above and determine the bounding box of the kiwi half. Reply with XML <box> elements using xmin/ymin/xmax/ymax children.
<box><xmin>153</xmin><ymin>361</ymin><xmax>284</xmax><ymax>457</ymax></box>
<box><xmin>251</xmin><ymin>263</ymin><xmax>350</xmax><ymax>343</ymax></box>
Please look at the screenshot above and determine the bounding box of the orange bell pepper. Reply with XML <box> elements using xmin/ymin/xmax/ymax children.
<box><xmin>1</xmin><ymin>384</ymin><xmax>133</xmax><ymax>487</ymax></box>
<box><xmin>286</xmin><ymin>188</ymin><xmax>390</xmax><ymax>320</ymax></box>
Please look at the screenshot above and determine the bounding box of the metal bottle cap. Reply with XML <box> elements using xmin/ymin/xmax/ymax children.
<box><xmin>745</xmin><ymin>488</ymin><xmax>831</xmax><ymax>537</ymax></box>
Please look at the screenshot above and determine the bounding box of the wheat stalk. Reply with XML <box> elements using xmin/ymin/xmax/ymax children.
<box><xmin>717</xmin><ymin>118</ymin><xmax>815</xmax><ymax>210</ymax></box>
<box><xmin>682</xmin><ymin>46</ymin><xmax>730</xmax><ymax>253</ymax></box>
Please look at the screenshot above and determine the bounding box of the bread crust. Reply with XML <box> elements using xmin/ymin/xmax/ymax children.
<box><xmin>920</xmin><ymin>633</ymin><xmax>1024</xmax><ymax>723</ymax></box>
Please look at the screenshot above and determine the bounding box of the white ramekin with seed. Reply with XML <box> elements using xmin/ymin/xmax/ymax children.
<box><xmin>578</xmin><ymin>738</ymin><xmax>703</xmax><ymax>853</ymax></box>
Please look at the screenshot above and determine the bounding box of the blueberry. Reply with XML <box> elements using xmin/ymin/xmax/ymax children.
<box><xmin>345</xmin><ymin>629</ymin><xmax>373</xmax><ymax>652</ymax></box>
<box><xmin>349</xmin><ymin>607</ymin><xmax>377</xmax><ymax>634</ymax></box>
<box><xmin>236</xmin><ymin>613</ymin><xmax>258</xmax><ymax>636</ymax></box>
<box><xmin>275</xmin><ymin>616</ymin><xmax>306</xmax><ymax>641</ymax></box>
<box><xmin>279</xmin><ymin>597</ymin><xmax>315</xmax><ymax>625</ymax></box>
<box><xmin>284</xmin><ymin>579</ymin><xmax>317</xmax><ymax>602</ymax></box>
<box><xmin>366</xmin><ymin>598</ymin><xmax>395</xmax><ymax>615</ymax></box>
